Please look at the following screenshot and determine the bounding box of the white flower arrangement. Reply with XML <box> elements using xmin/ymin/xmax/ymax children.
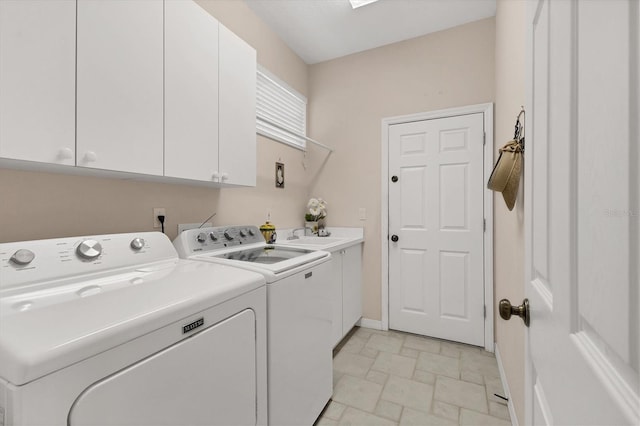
<box><xmin>306</xmin><ymin>197</ymin><xmax>327</xmax><ymax>222</ymax></box>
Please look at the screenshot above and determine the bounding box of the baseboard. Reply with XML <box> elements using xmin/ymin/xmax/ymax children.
<box><xmin>494</xmin><ymin>343</ymin><xmax>519</xmax><ymax>426</ymax></box>
<box><xmin>356</xmin><ymin>318</ymin><xmax>384</xmax><ymax>330</ymax></box>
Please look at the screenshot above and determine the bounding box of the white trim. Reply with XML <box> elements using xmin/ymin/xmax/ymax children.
<box><xmin>380</xmin><ymin>102</ymin><xmax>495</xmax><ymax>352</ymax></box>
<box><xmin>356</xmin><ymin>318</ymin><xmax>384</xmax><ymax>330</ymax></box>
<box><xmin>524</xmin><ymin>1</ymin><xmax>536</xmax><ymax>424</ymax></box>
<box><xmin>495</xmin><ymin>343</ymin><xmax>520</xmax><ymax>426</ymax></box>
<box><xmin>571</xmin><ymin>332</ymin><xmax>640</xmax><ymax>423</ymax></box>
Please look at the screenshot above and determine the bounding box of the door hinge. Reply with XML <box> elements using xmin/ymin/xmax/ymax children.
<box><xmin>483</xmin><ymin>218</ymin><xmax>486</xmax><ymax>232</ymax></box>
<box><xmin>483</xmin><ymin>132</ymin><xmax>486</xmax><ymax>145</ymax></box>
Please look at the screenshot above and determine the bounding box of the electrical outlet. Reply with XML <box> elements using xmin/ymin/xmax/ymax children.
<box><xmin>359</xmin><ymin>208</ymin><xmax>366</xmax><ymax>221</ymax></box>
<box><xmin>153</xmin><ymin>208</ymin><xmax>166</xmax><ymax>228</ymax></box>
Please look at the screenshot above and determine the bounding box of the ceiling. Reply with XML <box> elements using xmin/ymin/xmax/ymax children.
<box><xmin>244</xmin><ymin>0</ymin><xmax>496</xmax><ymax>64</ymax></box>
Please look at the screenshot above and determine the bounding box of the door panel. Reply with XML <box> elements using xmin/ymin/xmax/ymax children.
<box><xmin>439</xmin><ymin>251</ymin><xmax>469</xmax><ymax>319</ymax></box>
<box><xmin>525</xmin><ymin>0</ymin><xmax>639</xmax><ymax>424</ymax></box>
<box><xmin>401</xmin><ymin>166</ymin><xmax>427</xmax><ymax>227</ymax></box>
<box><xmin>389</xmin><ymin>113</ymin><xmax>485</xmax><ymax>346</ymax></box>
<box><xmin>440</xmin><ymin>164</ymin><xmax>468</xmax><ymax>229</ymax></box>
<box><xmin>342</xmin><ymin>245</ymin><xmax>363</xmax><ymax>335</ymax></box>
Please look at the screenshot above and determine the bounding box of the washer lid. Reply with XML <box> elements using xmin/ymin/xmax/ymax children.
<box><xmin>0</xmin><ymin>260</ymin><xmax>265</xmax><ymax>385</ymax></box>
<box><xmin>202</xmin><ymin>246</ymin><xmax>330</xmax><ymax>279</ymax></box>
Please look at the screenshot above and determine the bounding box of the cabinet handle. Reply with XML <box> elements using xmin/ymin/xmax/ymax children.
<box><xmin>212</xmin><ymin>171</ymin><xmax>220</xmax><ymax>181</ymax></box>
<box><xmin>221</xmin><ymin>173</ymin><xmax>229</xmax><ymax>181</ymax></box>
<box><xmin>58</xmin><ymin>147</ymin><xmax>73</xmax><ymax>160</ymax></box>
<box><xmin>84</xmin><ymin>151</ymin><xmax>97</xmax><ymax>162</ymax></box>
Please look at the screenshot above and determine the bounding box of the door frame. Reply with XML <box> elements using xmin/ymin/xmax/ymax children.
<box><xmin>380</xmin><ymin>102</ymin><xmax>495</xmax><ymax>352</ymax></box>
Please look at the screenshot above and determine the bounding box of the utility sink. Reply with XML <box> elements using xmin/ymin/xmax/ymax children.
<box><xmin>283</xmin><ymin>237</ymin><xmax>345</xmax><ymax>246</ymax></box>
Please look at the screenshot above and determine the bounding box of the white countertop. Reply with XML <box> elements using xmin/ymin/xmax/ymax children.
<box><xmin>275</xmin><ymin>227</ymin><xmax>364</xmax><ymax>252</ymax></box>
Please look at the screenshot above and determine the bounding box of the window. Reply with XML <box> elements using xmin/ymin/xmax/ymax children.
<box><xmin>256</xmin><ymin>66</ymin><xmax>307</xmax><ymax>150</ymax></box>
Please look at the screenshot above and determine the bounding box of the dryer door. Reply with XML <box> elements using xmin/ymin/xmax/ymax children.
<box><xmin>69</xmin><ymin>309</ymin><xmax>257</xmax><ymax>426</ymax></box>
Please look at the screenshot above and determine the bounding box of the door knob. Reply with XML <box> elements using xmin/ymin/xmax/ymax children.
<box><xmin>391</xmin><ymin>175</ymin><xmax>398</xmax><ymax>182</ymax></box>
<box><xmin>499</xmin><ymin>298</ymin><xmax>530</xmax><ymax>327</ymax></box>
<box><xmin>391</xmin><ymin>235</ymin><xmax>399</xmax><ymax>242</ymax></box>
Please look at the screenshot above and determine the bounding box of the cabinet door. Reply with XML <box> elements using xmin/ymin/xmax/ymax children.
<box><xmin>267</xmin><ymin>261</ymin><xmax>332</xmax><ymax>425</ymax></box>
<box><xmin>165</xmin><ymin>0</ymin><xmax>219</xmax><ymax>181</ymax></box>
<box><xmin>329</xmin><ymin>254</ymin><xmax>343</xmax><ymax>347</ymax></box>
<box><xmin>77</xmin><ymin>0</ymin><xmax>163</xmax><ymax>175</ymax></box>
<box><xmin>218</xmin><ymin>24</ymin><xmax>256</xmax><ymax>186</ymax></box>
<box><xmin>342</xmin><ymin>244</ymin><xmax>363</xmax><ymax>335</ymax></box>
<box><xmin>0</xmin><ymin>0</ymin><xmax>75</xmax><ymax>165</ymax></box>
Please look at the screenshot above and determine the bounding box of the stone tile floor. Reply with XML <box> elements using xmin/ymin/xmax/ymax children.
<box><xmin>315</xmin><ymin>327</ymin><xmax>511</xmax><ymax>426</ymax></box>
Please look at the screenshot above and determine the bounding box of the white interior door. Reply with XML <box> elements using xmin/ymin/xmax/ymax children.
<box><xmin>388</xmin><ymin>113</ymin><xmax>485</xmax><ymax>347</ymax></box>
<box><xmin>525</xmin><ymin>0</ymin><xmax>639</xmax><ymax>424</ymax></box>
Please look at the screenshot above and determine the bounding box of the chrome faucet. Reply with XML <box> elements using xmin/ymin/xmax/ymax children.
<box><xmin>288</xmin><ymin>227</ymin><xmax>314</xmax><ymax>240</ymax></box>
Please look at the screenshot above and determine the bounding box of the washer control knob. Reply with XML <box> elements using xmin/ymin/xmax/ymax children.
<box><xmin>209</xmin><ymin>232</ymin><xmax>218</xmax><ymax>241</ymax></box>
<box><xmin>10</xmin><ymin>249</ymin><xmax>35</xmax><ymax>265</ymax></box>
<box><xmin>130</xmin><ymin>238</ymin><xmax>145</xmax><ymax>250</ymax></box>
<box><xmin>247</xmin><ymin>228</ymin><xmax>255</xmax><ymax>236</ymax></box>
<box><xmin>239</xmin><ymin>229</ymin><xmax>247</xmax><ymax>237</ymax></box>
<box><xmin>224</xmin><ymin>230</ymin><xmax>234</xmax><ymax>241</ymax></box>
<box><xmin>196</xmin><ymin>233</ymin><xmax>207</xmax><ymax>243</ymax></box>
<box><xmin>77</xmin><ymin>240</ymin><xmax>102</xmax><ymax>260</ymax></box>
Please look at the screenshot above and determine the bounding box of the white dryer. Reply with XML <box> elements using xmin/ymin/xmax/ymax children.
<box><xmin>0</xmin><ymin>232</ymin><xmax>267</xmax><ymax>426</ymax></box>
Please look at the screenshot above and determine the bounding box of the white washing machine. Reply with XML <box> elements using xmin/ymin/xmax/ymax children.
<box><xmin>173</xmin><ymin>226</ymin><xmax>333</xmax><ymax>426</ymax></box>
<box><xmin>0</xmin><ymin>232</ymin><xmax>267</xmax><ymax>426</ymax></box>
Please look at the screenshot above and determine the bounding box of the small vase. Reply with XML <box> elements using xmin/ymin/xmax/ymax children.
<box><xmin>304</xmin><ymin>221</ymin><xmax>318</xmax><ymax>235</ymax></box>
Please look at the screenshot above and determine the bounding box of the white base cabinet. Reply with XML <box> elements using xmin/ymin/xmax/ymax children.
<box><xmin>330</xmin><ymin>244</ymin><xmax>363</xmax><ymax>347</ymax></box>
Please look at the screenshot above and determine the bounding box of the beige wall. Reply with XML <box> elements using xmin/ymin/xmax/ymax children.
<box><xmin>494</xmin><ymin>0</ymin><xmax>526</xmax><ymax>423</ymax></box>
<box><xmin>0</xmin><ymin>0</ymin><xmax>314</xmax><ymax>244</ymax></box>
<box><xmin>307</xmin><ymin>18</ymin><xmax>495</xmax><ymax>321</ymax></box>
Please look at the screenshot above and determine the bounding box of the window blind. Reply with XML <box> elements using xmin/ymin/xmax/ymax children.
<box><xmin>256</xmin><ymin>66</ymin><xmax>307</xmax><ymax>150</ymax></box>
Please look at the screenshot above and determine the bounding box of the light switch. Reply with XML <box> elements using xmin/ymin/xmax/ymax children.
<box><xmin>359</xmin><ymin>208</ymin><xmax>366</xmax><ymax>221</ymax></box>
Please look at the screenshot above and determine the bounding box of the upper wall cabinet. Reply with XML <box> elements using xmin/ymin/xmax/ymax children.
<box><xmin>219</xmin><ymin>24</ymin><xmax>257</xmax><ymax>187</ymax></box>
<box><xmin>0</xmin><ymin>0</ymin><xmax>256</xmax><ymax>186</ymax></box>
<box><xmin>76</xmin><ymin>0</ymin><xmax>164</xmax><ymax>176</ymax></box>
<box><xmin>0</xmin><ymin>0</ymin><xmax>76</xmax><ymax>165</ymax></box>
<box><xmin>164</xmin><ymin>0</ymin><xmax>219</xmax><ymax>182</ymax></box>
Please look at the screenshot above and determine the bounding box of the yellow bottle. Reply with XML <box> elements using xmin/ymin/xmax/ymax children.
<box><xmin>259</xmin><ymin>219</ymin><xmax>276</xmax><ymax>243</ymax></box>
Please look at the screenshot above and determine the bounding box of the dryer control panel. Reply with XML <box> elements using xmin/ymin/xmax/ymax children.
<box><xmin>0</xmin><ymin>232</ymin><xmax>177</xmax><ymax>290</ymax></box>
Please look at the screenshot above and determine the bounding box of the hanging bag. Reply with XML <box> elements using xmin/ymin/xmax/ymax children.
<box><xmin>487</xmin><ymin>140</ymin><xmax>523</xmax><ymax>211</ymax></box>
